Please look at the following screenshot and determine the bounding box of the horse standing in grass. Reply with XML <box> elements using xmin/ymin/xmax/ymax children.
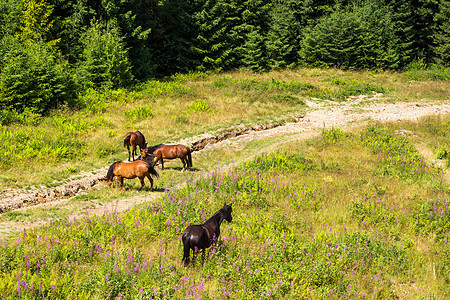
<box><xmin>104</xmin><ymin>158</ymin><xmax>159</xmax><ymax>191</ymax></box>
<box><xmin>124</xmin><ymin>131</ymin><xmax>147</xmax><ymax>161</ymax></box>
<box><xmin>182</xmin><ymin>202</ymin><xmax>233</xmax><ymax>263</ymax></box>
<box><xmin>142</xmin><ymin>144</ymin><xmax>192</xmax><ymax>171</ymax></box>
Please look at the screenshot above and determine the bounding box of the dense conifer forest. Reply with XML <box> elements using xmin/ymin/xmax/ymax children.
<box><xmin>0</xmin><ymin>0</ymin><xmax>449</xmax><ymax>115</ymax></box>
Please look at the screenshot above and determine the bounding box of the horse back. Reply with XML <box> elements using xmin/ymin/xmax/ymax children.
<box><xmin>183</xmin><ymin>225</ymin><xmax>210</xmax><ymax>249</ymax></box>
<box><xmin>115</xmin><ymin>160</ymin><xmax>149</xmax><ymax>178</ymax></box>
<box><xmin>160</xmin><ymin>144</ymin><xmax>187</xmax><ymax>159</ymax></box>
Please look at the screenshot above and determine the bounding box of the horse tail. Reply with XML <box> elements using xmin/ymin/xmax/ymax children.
<box><xmin>146</xmin><ymin>162</ymin><xmax>159</xmax><ymax>178</ymax></box>
<box><xmin>124</xmin><ymin>135</ymin><xmax>131</xmax><ymax>148</ymax></box>
<box><xmin>106</xmin><ymin>162</ymin><xmax>118</xmax><ymax>182</ymax></box>
<box><xmin>187</xmin><ymin>147</ymin><xmax>193</xmax><ymax>168</ymax></box>
<box><xmin>182</xmin><ymin>232</ymin><xmax>191</xmax><ymax>262</ymax></box>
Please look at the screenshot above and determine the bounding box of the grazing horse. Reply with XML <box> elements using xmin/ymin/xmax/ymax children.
<box><xmin>104</xmin><ymin>159</ymin><xmax>159</xmax><ymax>191</ymax></box>
<box><xmin>143</xmin><ymin>144</ymin><xmax>192</xmax><ymax>170</ymax></box>
<box><xmin>124</xmin><ymin>131</ymin><xmax>147</xmax><ymax>161</ymax></box>
<box><xmin>182</xmin><ymin>202</ymin><xmax>233</xmax><ymax>263</ymax></box>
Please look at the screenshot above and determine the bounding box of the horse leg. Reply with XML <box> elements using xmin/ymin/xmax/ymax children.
<box><xmin>146</xmin><ymin>174</ymin><xmax>154</xmax><ymax>191</ymax></box>
<box><xmin>127</xmin><ymin>146</ymin><xmax>131</xmax><ymax>161</ymax></box>
<box><xmin>180</xmin><ymin>158</ymin><xmax>186</xmax><ymax>171</ymax></box>
<box><xmin>153</xmin><ymin>156</ymin><xmax>160</xmax><ymax>168</ymax></box>
<box><xmin>118</xmin><ymin>177</ymin><xmax>124</xmax><ymax>188</ymax></box>
<box><xmin>138</xmin><ymin>177</ymin><xmax>145</xmax><ymax>192</ymax></box>
<box><xmin>132</xmin><ymin>146</ymin><xmax>136</xmax><ymax>161</ymax></box>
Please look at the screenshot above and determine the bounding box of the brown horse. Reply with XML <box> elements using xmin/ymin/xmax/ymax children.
<box><xmin>182</xmin><ymin>202</ymin><xmax>233</xmax><ymax>263</ymax></box>
<box><xmin>104</xmin><ymin>159</ymin><xmax>159</xmax><ymax>191</ymax></box>
<box><xmin>124</xmin><ymin>131</ymin><xmax>147</xmax><ymax>161</ymax></box>
<box><xmin>142</xmin><ymin>144</ymin><xmax>192</xmax><ymax>170</ymax></box>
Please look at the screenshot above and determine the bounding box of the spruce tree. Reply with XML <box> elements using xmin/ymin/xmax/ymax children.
<box><xmin>266</xmin><ymin>0</ymin><xmax>302</xmax><ymax>69</ymax></box>
<box><xmin>435</xmin><ymin>0</ymin><xmax>450</xmax><ymax>65</ymax></box>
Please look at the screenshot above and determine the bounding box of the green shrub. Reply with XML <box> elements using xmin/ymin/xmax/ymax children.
<box><xmin>331</xmin><ymin>80</ymin><xmax>385</xmax><ymax>101</ymax></box>
<box><xmin>174</xmin><ymin>113</ymin><xmax>189</xmax><ymax>124</ymax></box>
<box><xmin>437</xmin><ymin>147</ymin><xmax>448</xmax><ymax>160</ymax></box>
<box><xmin>300</xmin><ymin>4</ymin><xmax>398</xmax><ymax>70</ymax></box>
<box><xmin>140</xmin><ymin>80</ymin><xmax>192</xmax><ymax>98</ymax></box>
<box><xmin>0</xmin><ymin>37</ymin><xmax>77</xmax><ymax>114</ymax></box>
<box><xmin>0</xmin><ymin>107</ymin><xmax>41</xmax><ymax>126</ymax></box>
<box><xmin>76</xmin><ymin>21</ymin><xmax>134</xmax><ymax>89</ymax></box>
<box><xmin>241</xmin><ymin>152</ymin><xmax>316</xmax><ymax>173</ymax></box>
<box><xmin>124</xmin><ymin>106</ymin><xmax>153</xmax><ymax>123</ymax></box>
<box><xmin>188</xmin><ymin>100</ymin><xmax>212</xmax><ymax>113</ymax></box>
<box><xmin>404</xmin><ymin>63</ymin><xmax>450</xmax><ymax>81</ymax></box>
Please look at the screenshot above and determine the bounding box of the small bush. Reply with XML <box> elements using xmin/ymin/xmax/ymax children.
<box><xmin>241</xmin><ymin>152</ymin><xmax>316</xmax><ymax>172</ymax></box>
<box><xmin>404</xmin><ymin>63</ymin><xmax>450</xmax><ymax>81</ymax></box>
<box><xmin>332</xmin><ymin>80</ymin><xmax>385</xmax><ymax>101</ymax></box>
<box><xmin>437</xmin><ymin>147</ymin><xmax>448</xmax><ymax>159</ymax></box>
<box><xmin>124</xmin><ymin>106</ymin><xmax>153</xmax><ymax>123</ymax></box>
<box><xmin>0</xmin><ymin>107</ymin><xmax>41</xmax><ymax>126</ymax></box>
<box><xmin>188</xmin><ymin>100</ymin><xmax>212</xmax><ymax>113</ymax></box>
<box><xmin>174</xmin><ymin>113</ymin><xmax>189</xmax><ymax>124</ymax></box>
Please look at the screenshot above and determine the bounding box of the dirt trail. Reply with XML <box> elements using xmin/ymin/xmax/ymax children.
<box><xmin>1</xmin><ymin>95</ymin><xmax>449</xmax><ymax>237</ymax></box>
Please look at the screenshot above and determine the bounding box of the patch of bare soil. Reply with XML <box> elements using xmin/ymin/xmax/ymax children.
<box><xmin>1</xmin><ymin>95</ymin><xmax>449</xmax><ymax>237</ymax></box>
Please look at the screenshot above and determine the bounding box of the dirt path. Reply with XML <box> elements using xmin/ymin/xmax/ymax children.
<box><xmin>1</xmin><ymin>95</ymin><xmax>449</xmax><ymax>238</ymax></box>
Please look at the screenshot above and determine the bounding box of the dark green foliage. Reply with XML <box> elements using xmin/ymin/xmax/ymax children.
<box><xmin>265</xmin><ymin>0</ymin><xmax>302</xmax><ymax>69</ymax></box>
<box><xmin>0</xmin><ymin>0</ymin><xmax>22</xmax><ymax>39</ymax></box>
<box><xmin>146</xmin><ymin>0</ymin><xmax>199</xmax><ymax>76</ymax></box>
<box><xmin>300</xmin><ymin>3</ymin><xmax>399</xmax><ymax>69</ymax></box>
<box><xmin>1</xmin><ymin>0</ymin><xmax>449</xmax><ymax>116</ymax></box>
<box><xmin>236</xmin><ymin>0</ymin><xmax>272</xmax><ymax>71</ymax></box>
<box><xmin>76</xmin><ymin>21</ymin><xmax>134</xmax><ymax>89</ymax></box>
<box><xmin>193</xmin><ymin>0</ymin><xmax>244</xmax><ymax>71</ymax></box>
<box><xmin>0</xmin><ymin>37</ymin><xmax>76</xmax><ymax>115</ymax></box>
<box><xmin>435</xmin><ymin>0</ymin><xmax>450</xmax><ymax>64</ymax></box>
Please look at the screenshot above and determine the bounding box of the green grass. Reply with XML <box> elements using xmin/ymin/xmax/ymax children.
<box><xmin>0</xmin><ymin>68</ymin><xmax>449</xmax><ymax>299</ymax></box>
<box><xmin>0</xmin><ymin>116</ymin><xmax>449</xmax><ymax>299</ymax></box>
<box><xmin>1</xmin><ymin>68</ymin><xmax>448</xmax><ymax>188</ymax></box>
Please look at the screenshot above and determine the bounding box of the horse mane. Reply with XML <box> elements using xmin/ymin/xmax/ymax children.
<box><xmin>137</xmin><ymin>131</ymin><xmax>146</xmax><ymax>144</ymax></box>
<box><xmin>205</xmin><ymin>207</ymin><xmax>225</xmax><ymax>223</ymax></box>
<box><xmin>146</xmin><ymin>144</ymin><xmax>164</xmax><ymax>153</ymax></box>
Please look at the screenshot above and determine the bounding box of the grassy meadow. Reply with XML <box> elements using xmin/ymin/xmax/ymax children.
<box><xmin>0</xmin><ymin>68</ymin><xmax>449</xmax><ymax>299</ymax></box>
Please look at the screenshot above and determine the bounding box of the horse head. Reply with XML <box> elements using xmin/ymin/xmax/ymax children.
<box><xmin>222</xmin><ymin>202</ymin><xmax>233</xmax><ymax>222</ymax></box>
<box><xmin>140</xmin><ymin>148</ymin><xmax>156</xmax><ymax>164</ymax></box>
<box><xmin>141</xmin><ymin>148</ymin><xmax>149</xmax><ymax>158</ymax></box>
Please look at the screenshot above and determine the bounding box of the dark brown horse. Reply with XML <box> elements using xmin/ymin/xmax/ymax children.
<box><xmin>104</xmin><ymin>158</ymin><xmax>158</xmax><ymax>191</ymax></box>
<box><xmin>124</xmin><ymin>131</ymin><xmax>147</xmax><ymax>161</ymax></box>
<box><xmin>182</xmin><ymin>202</ymin><xmax>233</xmax><ymax>263</ymax></box>
<box><xmin>142</xmin><ymin>144</ymin><xmax>192</xmax><ymax>170</ymax></box>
